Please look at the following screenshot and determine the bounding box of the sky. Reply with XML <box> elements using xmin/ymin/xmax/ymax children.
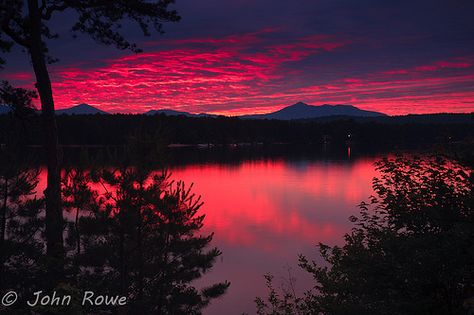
<box><xmin>1</xmin><ymin>0</ymin><xmax>474</xmax><ymax>115</ymax></box>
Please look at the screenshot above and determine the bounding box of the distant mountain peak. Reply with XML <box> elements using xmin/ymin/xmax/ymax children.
<box><xmin>56</xmin><ymin>103</ymin><xmax>108</xmax><ymax>115</ymax></box>
<box><xmin>144</xmin><ymin>108</ymin><xmax>219</xmax><ymax>118</ymax></box>
<box><xmin>292</xmin><ymin>102</ymin><xmax>309</xmax><ymax>107</ymax></box>
<box><xmin>144</xmin><ymin>109</ymin><xmax>192</xmax><ymax>116</ymax></box>
<box><xmin>76</xmin><ymin>103</ymin><xmax>94</xmax><ymax>108</ymax></box>
<box><xmin>240</xmin><ymin>102</ymin><xmax>387</xmax><ymax>120</ymax></box>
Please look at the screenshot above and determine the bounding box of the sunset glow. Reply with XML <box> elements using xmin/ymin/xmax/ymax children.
<box><xmin>2</xmin><ymin>0</ymin><xmax>474</xmax><ymax>115</ymax></box>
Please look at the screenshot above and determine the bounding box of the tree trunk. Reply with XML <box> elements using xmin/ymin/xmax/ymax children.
<box><xmin>0</xmin><ymin>178</ymin><xmax>8</xmax><ymax>289</ymax></box>
<box><xmin>27</xmin><ymin>0</ymin><xmax>64</xmax><ymax>286</ymax></box>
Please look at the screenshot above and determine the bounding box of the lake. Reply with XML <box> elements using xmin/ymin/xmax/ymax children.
<box><xmin>166</xmin><ymin>148</ymin><xmax>382</xmax><ymax>314</ymax></box>
<box><xmin>33</xmin><ymin>146</ymin><xmax>384</xmax><ymax>314</ymax></box>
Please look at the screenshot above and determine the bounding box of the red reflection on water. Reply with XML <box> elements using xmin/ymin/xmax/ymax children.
<box><xmin>169</xmin><ymin>158</ymin><xmax>380</xmax><ymax>315</ymax></box>
<box><xmin>36</xmin><ymin>158</ymin><xmax>378</xmax><ymax>249</ymax></box>
<box><xmin>35</xmin><ymin>157</ymin><xmax>380</xmax><ymax>314</ymax></box>
<box><xmin>171</xmin><ymin>158</ymin><xmax>379</xmax><ymax>251</ymax></box>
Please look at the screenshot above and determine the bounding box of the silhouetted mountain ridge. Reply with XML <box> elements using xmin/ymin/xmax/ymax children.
<box><xmin>145</xmin><ymin>109</ymin><xmax>192</xmax><ymax>117</ymax></box>
<box><xmin>142</xmin><ymin>102</ymin><xmax>386</xmax><ymax>119</ymax></box>
<box><xmin>240</xmin><ymin>102</ymin><xmax>386</xmax><ymax>120</ymax></box>
<box><xmin>144</xmin><ymin>109</ymin><xmax>219</xmax><ymax>118</ymax></box>
<box><xmin>56</xmin><ymin>103</ymin><xmax>108</xmax><ymax>115</ymax></box>
<box><xmin>1</xmin><ymin>103</ymin><xmax>472</xmax><ymax>124</ymax></box>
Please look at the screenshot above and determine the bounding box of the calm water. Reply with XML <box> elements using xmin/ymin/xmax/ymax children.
<box><xmin>169</xmin><ymin>154</ymin><xmax>381</xmax><ymax>314</ymax></box>
<box><xmin>36</xmin><ymin>149</ymin><xmax>383</xmax><ymax>314</ymax></box>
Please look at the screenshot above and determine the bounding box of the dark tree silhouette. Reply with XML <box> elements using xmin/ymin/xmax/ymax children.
<box><xmin>0</xmin><ymin>121</ymin><xmax>228</xmax><ymax>314</ymax></box>
<box><xmin>59</xmin><ymin>133</ymin><xmax>229</xmax><ymax>314</ymax></box>
<box><xmin>256</xmin><ymin>156</ymin><xmax>474</xmax><ymax>315</ymax></box>
<box><xmin>0</xmin><ymin>0</ymin><xmax>180</xmax><ymax>285</ymax></box>
<box><xmin>0</xmin><ymin>80</ymin><xmax>37</xmax><ymax>118</ymax></box>
<box><xmin>0</xmin><ymin>154</ymin><xmax>44</xmax><ymax>298</ymax></box>
<box><xmin>0</xmin><ymin>81</ymin><xmax>45</xmax><ymax>309</ymax></box>
<box><xmin>57</xmin><ymin>154</ymin><xmax>230</xmax><ymax>314</ymax></box>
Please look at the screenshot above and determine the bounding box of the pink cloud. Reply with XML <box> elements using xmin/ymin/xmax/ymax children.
<box><xmin>3</xmin><ymin>31</ymin><xmax>474</xmax><ymax>116</ymax></box>
<box><xmin>384</xmin><ymin>58</ymin><xmax>473</xmax><ymax>75</ymax></box>
<box><xmin>7</xmin><ymin>31</ymin><xmax>346</xmax><ymax>114</ymax></box>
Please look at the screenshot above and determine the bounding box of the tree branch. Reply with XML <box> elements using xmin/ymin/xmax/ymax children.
<box><xmin>0</xmin><ymin>5</ymin><xmax>30</xmax><ymax>48</ymax></box>
<box><xmin>41</xmin><ymin>3</ymin><xmax>68</xmax><ymax>20</ymax></box>
<box><xmin>1</xmin><ymin>21</ymin><xmax>29</xmax><ymax>47</ymax></box>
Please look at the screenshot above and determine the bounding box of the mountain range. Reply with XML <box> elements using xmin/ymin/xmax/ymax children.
<box><xmin>144</xmin><ymin>109</ymin><xmax>217</xmax><ymax>118</ymax></box>
<box><xmin>144</xmin><ymin>102</ymin><xmax>386</xmax><ymax>119</ymax></box>
<box><xmin>1</xmin><ymin>101</ymin><xmax>386</xmax><ymax>119</ymax></box>
<box><xmin>1</xmin><ymin>102</ymin><xmax>472</xmax><ymax>124</ymax></box>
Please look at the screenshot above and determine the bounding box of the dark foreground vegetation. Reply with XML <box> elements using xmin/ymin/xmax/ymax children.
<box><xmin>0</xmin><ymin>105</ymin><xmax>229</xmax><ymax>314</ymax></box>
<box><xmin>256</xmin><ymin>156</ymin><xmax>474</xmax><ymax>315</ymax></box>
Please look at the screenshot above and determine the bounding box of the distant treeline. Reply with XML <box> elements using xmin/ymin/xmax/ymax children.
<box><xmin>1</xmin><ymin>113</ymin><xmax>473</xmax><ymax>148</ymax></box>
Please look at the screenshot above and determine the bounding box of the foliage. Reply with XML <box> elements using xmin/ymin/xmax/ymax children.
<box><xmin>255</xmin><ymin>273</ymin><xmax>307</xmax><ymax>315</ymax></box>
<box><xmin>1</xmin><ymin>158</ymin><xmax>228</xmax><ymax>314</ymax></box>
<box><xmin>256</xmin><ymin>156</ymin><xmax>474</xmax><ymax>315</ymax></box>
<box><xmin>62</xmin><ymin>165</ymin><xmax>229</xmax><ymax>314</ymax></box>
<box><xmin>0</xmin><ymin>149</ymin><xmax>44</xmax><ymax>294</ymax></box>
<box><xmin>0</xmin><ymin>135</ymin><xmax>45</xmax><ymax>314</ymax></box>
<box><xmin>0</xmin><ymin>81</ymin><xmax>37</xmax><ymax>113</ymax></box>
<box><xmin>1</xmin><ymin>130</ymin><xmax>229</xmax><ymax>314</ymax></box>
<box><xmin>0</xmin><ymin>0</ymin><xmax>180</xmax><ymax>54</ymax></box>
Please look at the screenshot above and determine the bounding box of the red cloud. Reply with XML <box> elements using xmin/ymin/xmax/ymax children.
<box><xmin>3</xmin><ymin>31</ymin><xmax>474</xmax><ymax>115</ymax></box>
<box><xmin>35</xmin><ymin>32</ymin><xmax>347</xmax><ymax>113</ymax></box>
<box><xmin>415</xmin><ymin>61</ymin><xmax>471</xmax><ymax>72</ymax></box>
<box><xmin>384</xmin><ymin>58</ymin><xmax>472</xmax><ymax>75</ymax></box>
